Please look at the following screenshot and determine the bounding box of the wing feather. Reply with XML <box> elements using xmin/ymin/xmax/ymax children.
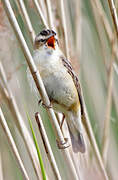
<box><xmin>61</xmin><ymin>57</ymin><xmax>84</xmax><ymax>115</ymax></box>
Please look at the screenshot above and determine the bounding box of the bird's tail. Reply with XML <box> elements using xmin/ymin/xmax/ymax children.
<box><xmin>66</xmin><ymin>110</ymin><xmax>86</xmax><ymax>153</ymax></box>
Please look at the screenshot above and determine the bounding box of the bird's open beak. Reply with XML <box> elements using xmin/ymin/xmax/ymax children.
<box><xmin>47</xmin><ymin>36</ymin><xmax>55</xmax><ymax>49</ymax></box>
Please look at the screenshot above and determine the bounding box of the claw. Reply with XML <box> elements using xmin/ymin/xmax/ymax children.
<box><xmin>56</xmin><ymin>138</ymin><xmax>70</xmax><ymax>149</ymax></box>
<box><xmin>38</xmin><ymin>99</ymin><xmax>52</xmax><ymax>109</ymax></box>
<box><xmin>42</xmin><ymin>102</ymin><xmax>52</xmax><ymax>109</ymax></box>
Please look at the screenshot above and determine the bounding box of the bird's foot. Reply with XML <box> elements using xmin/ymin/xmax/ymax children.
<box><xmin>56</xmin><ymin>138</ymin><xmax>70</xmax><ymax>149</ymax></box>
<box><xmin>38</xmin><ymin>99</ymin><xmax>52</xmax><ymax>109</ymax></box>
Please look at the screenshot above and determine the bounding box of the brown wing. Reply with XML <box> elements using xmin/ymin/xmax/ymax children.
<box><xmin>61</xmin><ymin>57</ymin><xmax>84</xmax><ymax>115</ymax></box>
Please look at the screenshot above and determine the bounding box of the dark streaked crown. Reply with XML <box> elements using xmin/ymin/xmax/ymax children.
<box><xmin>39</xmin><ymin>29</ymin><xmax>56</xmax><ymax>36</ymax></box>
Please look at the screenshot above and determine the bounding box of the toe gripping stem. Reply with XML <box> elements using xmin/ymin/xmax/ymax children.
<box><xmin>56</xmin><ymin>138</ymin><xmax>70</xmax><ymax>149</ymax></box>
<box><xmin>38</xmin><ymin>99</ymin><xmax>52</xmax><ymax>109</ymax></box>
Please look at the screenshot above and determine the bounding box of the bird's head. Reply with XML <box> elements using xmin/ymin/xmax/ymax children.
<box><xmin>34</xmin><ymin>29</ymin><xmax>58</xmax><ymax>51</ymax></box>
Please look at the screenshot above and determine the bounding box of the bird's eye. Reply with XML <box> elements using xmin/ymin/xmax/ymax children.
<box><xmin>37</xmin><ymin>39</ymin><xmax>46</xmax><ymax>44</ymax></box>
<box><xmin>40</xmin><ymin>39</ymin><xmax>45</xmax><ymax>42</ymax></box>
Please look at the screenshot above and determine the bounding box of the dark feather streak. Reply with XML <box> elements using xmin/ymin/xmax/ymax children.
<box><xmin>40</xmin><ymin>29</ymin><xmax>56</xmax><ymax>36</ymax></box>
<box><xmin>61</xmin><ymin>57</ymin><xmax>84</xmax><ymax>115</ymax></box>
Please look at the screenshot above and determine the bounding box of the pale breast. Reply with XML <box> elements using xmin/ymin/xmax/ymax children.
<box><xmin>33</xmin><ymin>49</ymin><xmax>62</xmax><ymax>77</ymax></box>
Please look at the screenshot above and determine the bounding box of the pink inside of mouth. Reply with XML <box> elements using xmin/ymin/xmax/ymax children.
<box><xmin>47</xmin><ymin>36</ymin><xmax>55</xmax><ymax>49</ymax></box>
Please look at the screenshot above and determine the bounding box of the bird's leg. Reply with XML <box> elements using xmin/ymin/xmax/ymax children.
<box><xmin>60</xmin><ymin>114</ymin><xmax>65</xmax><ymax>130</ymax></box>
<box><xmin>38</xmin><ymin>99</ymin><xmax>52</xmax><ymax>109</ymax></box>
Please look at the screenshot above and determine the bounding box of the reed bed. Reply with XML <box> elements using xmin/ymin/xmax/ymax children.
<box><xmin>0</xmin><ymin>0</ymin><xmax>118</xmax><ymax>179</ymax></box>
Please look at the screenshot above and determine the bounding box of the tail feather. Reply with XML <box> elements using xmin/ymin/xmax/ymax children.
<box><xmin>66</xmin><ymin>111</ymin><xmax>86</xmax><ymax>153</ymax></box>
<box><xmin>68</xmin><ymin>127</ymin><xmax>85</xmax><ymax>153</ymax></box>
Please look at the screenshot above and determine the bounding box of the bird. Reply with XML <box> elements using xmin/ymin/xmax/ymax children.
<box><xmin>27</xmin><ymin>29</ymin><xmax>86</xmax><ymax>153</ymax></box>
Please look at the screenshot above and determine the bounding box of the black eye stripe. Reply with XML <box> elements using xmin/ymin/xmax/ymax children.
<box><xmin>37</xmin><ymin>39</ymin><xmax>46</xmax><ymax>43</ymax></box>
<box><xmin>40</xmin><ymin>39</ymin><xmax>45</xmax><ymax>42</ymax></box>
